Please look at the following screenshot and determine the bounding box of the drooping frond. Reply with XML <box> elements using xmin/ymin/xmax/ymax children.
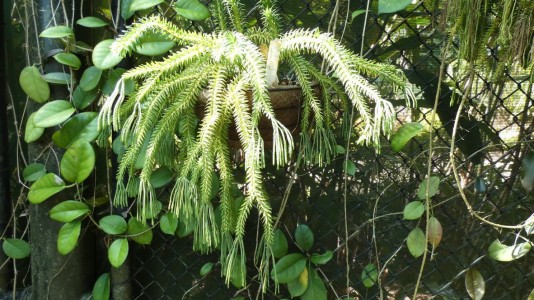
<box><xmin>111</xmin><ymin>16</ymin><xmax>210</xmax><ymax>57</ymax></box>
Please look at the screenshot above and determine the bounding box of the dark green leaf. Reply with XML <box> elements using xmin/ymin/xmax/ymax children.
<box><xmin>403</xmin><ymin>201</ymin><xmax>425</xmax><ymax>220</ymax></box>
<box><xmin>407</xmin><ymin>227</ymin><xmax>426</xmax><ymax>258</ymax></box>
<box><xmin>150</xmin><ymin>167</ymin><xmax>174</xmax><ymax>188</ymax></box>
<box><xmin>92</xmin><ymin>273</ymin><xmax>110</xmax><ymax>300</ymax></box>
<box><xmin>310</xmin><ymin>251</ymin><xmax>333</xmax><ymax>265</ymax></box>
<box><xmin>55</xmin><ymin>112</ymin><xmax>99</xmax><ymax>148</ymax></box>
<box><xmin>50</xmin><ymin>200</ymin><xmax>90</xmax><ymax>223</ymax></box>
<box><xmin>335</xmin><ymin>145</ymin><xmax>345</xmax><ymax>154</ymax></box>
<box><xmin>134</xmin><ymin>33</ymin><xmax>175</xmax><ymax>56</ymax></box>
<box><xmin>272</xmin><ymin>229</ymin><xmax>288</xmax><ymax>259</ymax></box>
<box><xmin>271</xmin><ymin>253</ymin><xmax>307</xmax><ymax>284</ymax></box>
<box><xmin>22</xmin><ymin>163</ymin><xmax>46</xmax><ymax>182</ymax></box>
<box><xmin>42</xmin><ymin>72</ymin><xmax>71</xmax><ymax>85</ymax></box>
<box><xmin>19</xmin><ymin>66</ymin><xmax>50</xmax><ymax>103</ymax></box>
<box><xmin>351</xmin><ymin>9</ymin><xmax>367</xmax><ymax>21</ymax></box>
<box><xmin>361</xmin><ymin>263</ymin><xmax>378</xmax><ymax>288</ymax></box>
<box><xmin>127</xmin><ymin>218</ymin><xmax>153</xmax><ymax>245</ymax></box>
<box><xmin>200</xmin><ymin>262</ymin><xmax>214</xmax><ymax>276</ymax></box>
<box><xmin>108</xmin><ymin>239</ymin><xmax>129</xmax><ymax>268</ymax></box>
<box><xmin>2</xmin><ymin>239</ymin><xmax>30</xmax><ymax>259</ymax></box>
<box><xmin>301</xmin><ymin>267</ymin><xmax>326</xmax><ymax>300</ymax></box>
<box><xmin>295</xmin><ymin>224</ymin><xmax>314</xmax><ymax>252</ymax></box>
<box><xmin>60</xmin><ymin>141</ymin><xmax>96</xmax><ymax>183</ymax></box>
<box><xmin>57</xmin><ymin>221</ymin><xmax>81</xmax><ymax>255</ymax></box>
<box><xmin>174</xmin><ymin>0</ymin><xmax>211</xmax><ymax>21</ymax></box>
<box><xmin>344</xmin><ymin>160</ymin><xmax>357</xmax><ymax>176</ymax></box>
<box><xmin>390</xmin><ymin>122</ymin><xmax>423</xmax><ymax>152</ymax></box>
<box><xmin>488</xmin><ymin>240</ymin><xmax>531</xmax><ymax>262</ymax></box>
<box><xmin>99</xmin><ymin>215</ymin><xmax>128</xmax><ymax>235</ymax></box>
<box><xmin>28</xmin><ymin>173</ymin><xmax>66</xmax><ymax>204</ymax></box>
<box><xmin>176</xmin><ymin>219</ymin><xmax>195</xmax><ymax>238</ymax></box>
<box><xmin>160</xmin><ymin>213</ymin><xmax>179</xmax><ymax>235</ymax></box>
<box><xmin>120</xmin><ymin>0</ymin><xmax>135</xmax><ymax>20</ymax></box>
<box><xmin>80</xmin><ymin>66</ymin><xmax>103</xmax><ymax>91</ymax></box>
<box><xmin>53</xmin><ymin>53</ymin><xmax>81</xmax><ymax>69</ymax></box>
<box><xmin>287</xmin><ymin>267</ymin><xmax>308</xmax><ymax>298</ymax></box>
<box><xmin>521</xmin><ymin>152</ymin><xmax>534</xmax><ymax>192</ymax></box>
<box><xmin>92</xmin><ymin>40</ymin><xmax>122</xmax><ymax>70</ymax></box>
<box><xmin>25</xmin><ymin>112</ymin><xmax>45</xmax><ymax>143</ymax></box>
<box><xmin>229</xmin><ymin>255</ymin><xmax>246</xmax><ymax>288</ymax></box>
<box><xmin>72</xmin><ymin>86</ymin><xmax>98</xmax><ymax>110</ymax></box>
<box><xmin>378</xmin><ymin>0</ymin><xmax>412</xmax><ymax>14</ymax></box>
<box><xmin>40</xmin><ymin>25</ymin><xmax>73</xmax><ymax>38</ymax></box>
<box><xmin>417</xmin><ymin>176</ymin><xmax>440</xmax><ymax>200</ymax></box>
<box><xmin>77</xmin><ymin>17</ymin><xmax>109</xmax><ymax>28</ymax></box>
<box><xmin>33</xmin><ymin>100</ymin><xmax>75</xmax><ymax>128</ymax></box>
<box><xmin>465</xmin><ymin>268</ymin><xmax>485</xmax><ymax>300</ymax></box>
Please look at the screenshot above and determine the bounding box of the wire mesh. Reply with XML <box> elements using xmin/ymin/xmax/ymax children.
<box><xmin>125</xmin><ymin>1</ymin><xmax>534</xmax><ymax>299</ymax></box>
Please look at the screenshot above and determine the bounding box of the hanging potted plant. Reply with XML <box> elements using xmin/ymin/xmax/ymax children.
<box><xmin>98</xmin><ymin>0</ymin><xmax>410</xmax><ymax>287</ymax></box>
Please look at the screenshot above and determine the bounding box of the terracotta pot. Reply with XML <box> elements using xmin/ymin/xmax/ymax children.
<box><xmin>198</xmin><ymin>84</ymin><xmax>320</xmax><ymax>148</ymax></box>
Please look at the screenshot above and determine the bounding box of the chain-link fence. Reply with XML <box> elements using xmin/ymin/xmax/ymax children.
<box><xmin>123</xmin><ymin>1</ymin><xmax>534</xmax><ymax>299</ymax></box>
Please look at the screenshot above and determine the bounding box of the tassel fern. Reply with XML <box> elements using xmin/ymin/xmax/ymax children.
<box><xmin>99</xmin><ymin>0</ymin><xmax>409</xmax><ymax>287</ymax></box>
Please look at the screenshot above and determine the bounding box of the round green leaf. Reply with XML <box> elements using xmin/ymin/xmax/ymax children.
<box><xmin>301</xmin><ymin>267</ymin><xmax>327</xmax><ymax>300</ymax></box>
<box><xmin>120</xmin><ymin>0</ymin><xmax>135</xmax><ymax>20</ymax></box>
<box><xmin>2</xmin><ymin>238</ymin><xmax>30</xmax><ymax>259</ymax></box>
<box><xmin>361</xmin><ymin>263</ymin><xmax>378</xmax><ymax>288</ymax></box>
<box><xmin>343</xmin><ymin>160</ymin><xmax>357</xmax><ymax>176</ymax></box>
<box><xmin>465</xmin><ymin>268</ymin><xmax>485</xmax><ymax>300</ymax></box>
<box><xmin>488</xmin><ymin>239</ymin><xmax>531</xmax><ymax>262</ymax></box>
<box><xmin>99</xmin><ymin>215</ymin><xmax>128</xmax><ymax>235</ymax></box>
<box><xmin>403</xmin><ymin>201</ymin><xmax>425</xmax><ymax>220</ymax></box>
<box><xmin>57</xmin><ymin>221</ymin><xmax>81</xmax><ymax>255</ymax></box>
<box><xmin>72</xmin><ymin>86</ymin><xmax>98</xmax><ymax>110</ymax></box>
<box><xmin>77</xmin><ymin>17</ymin><xmax>109</xmax><ymax>28</ymax></box>
<box><xmin>53</xmin><ymin>53</ymin><xmax>81</xmax><ymax>69</ymax></box>
<box><xmin>108</xmin><ymin>238</ymin><xmax>129</xmax><ymax>268</ymax></box>
<box><xmin>92</xmin><ymin>273</ymin><xmax>110</xmax><ymax>300</ymax></box>
<box><xmin>310</xmin><ymin>251</ymin><xmax>333</xmax><ymax>265</ymax></box>
<box><xmin>22</xmin><ymin>163</ymin><xmax>46</xmax><ymax>182</ymax></box>
<box><xmin>28</xmin><ymin>173</ymin><xmax>66</xmax><ymax>204</ymax></box>
<box><xmin>417</xmin><ymin>176</ymin><xmax>440</xmax><ymax>200</ymax></box>
<box><xmin>149</xmin><ymin>166</ymin><xmax>174</xmax><ymax>188</ymax></box>
<box><xmin>42</xmin><ymin>72</ymin><xmax>72</xmax><ymax>85</ymax></box>
<box><xmin>60</xmin><ymin>141</ymin><xmax>95</xmax><ymax>183</ymax></box>
<box><xmin>55</xmin><ymin>112</ymin><xmax>99</xmax><ymax>148</ymax></box>
<box><xmin>50</xmin><ymin>200</ymin><xmax>90</xmax><ymax>223</ymax></box>
<box><xmin>24</xmin><ymin>112</ymin><xmax>45</xmax><ymax>143</ymax></box>
<box><xmin>271</xmin><ymin>253</ymin><xmax>307</xmax><ymax>284</ymax></box>
<box><xmin>40</xmin><ymin>25</ymin><xmax>73</xmax><ymax>38</ymax></box>
<box><xmin>407</xmin><ymin>227</ymin><xmax>426</xmax><ymax>258</ymax></box>
<box><xmin>295</xmin><ymin>224</ymin><xmax>314</xmax><ymax>252</ymax></box>
<box><xmin>200</xmin><ymin>262</ymin><xmax>214</xmax><ymax>276</ymax></box>
<box><xmin>378</xmin><ymin>0</ymin><xmax>412</xmax><ymax>14</ymax></box>
<box><xmin>288</xmin><ymin>267</ymin><xmax>308</xmax><ymax>298</ymax></box>
<box><xmin>130</xmin><ymin>0</ymin><xmax>164</xmax><ymax>12</ymax></box>
<box><xmin>80</xmin><ymin>66</ymin><xmax>103</xmax><ymax>91</ymax></box>
<box><xmin>272</xmin><ymin>229</ymin><xmax>288</xmax><ymax>259</ymax></box>
<box><xmin>127</xmin><ymin>218</ymin><xmax>153</xmax><ymax>245</ymax></box>
<box><xmin>176</xmin><ymin>219</ymin><xmax>195</xmax><ymax>238</ymax></box>
<box><xmin>160</xmin><ymin>213</ymin><xmax>179</xmax><ymax>235</ymax></box>
<box><xmin>33</xmin><ymin>100</ymin><xmax>75</xmax><ymax>128</ymax></box>
<box><xmin>390</xmin><ymin>122</ymin><xmax>423</xmax><ymax>152</ymax></box>
<box><xmin>19</xmin><ymin>66</ymin><xmax>50</xmax><ymax>103</ymax></box>
<box><xmin>174</xmin><ymin>0</ymin><xmax>211</xmax><ymax>21</ymax></box>
<box><xmin>134</xmin><ymin>33</ymin><xmax>175</xmax><ymax>56</ymax></box>
<box><xmin>92</xmin><ymin>40</ymin><xmax>122</xmax><ymax>70</ymax></box>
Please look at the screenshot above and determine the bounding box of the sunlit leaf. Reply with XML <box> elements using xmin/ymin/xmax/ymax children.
<box><xmin>55</xmin><ymin>112</ymin><xmax>99</xmax><ymax>148</ymax></box>
<box><xmin>465</xmin><ymin>268</ymin><xmax>485</xmax><ymax>300</ymax></box>
<box><xmin>160</xmin><ymin>213</ymin><xmax>179</xmax><ymax>235</ymax></box>
<box><xmin>200</xmin><ymin>262</ymin><xmax>214</xmax><ymax>276</ymax></box>
<box><xmin>92</xmin><ymin>273</ymin><xmax>110</xmax><ymax>300</ymax></box>
<box><xmin>19</xmin><ymin>66</ymin><xmax>50</xmax><ymax>103</ymax></box>
<box><xmin>174</xmin><ymin>0</ymin><xmax>211</xmax><ymax>21</ymax></box>
<box><xmin>288</xmin><ymin>267</ymin><xmax>309</xmax><ymax>298</ymax></box>
<box><xmin>488</xmin><ymin>240</ymin><xmax>531</xmax><ymax>262</ymax></box>
<box><xmin>407</xmin><ymin>227</ymin><xmax>426</xmax><ymax>258</ymax></box>
<box><xmin>28</xmin><ymin>173</ymin><xmax>66</xmax><ymax>204</ymax></box>
<box><xmin>390</xmin><ymin>122</ymin><xmax>423</xmax><ymax>152</ymax></box>
<box><xmin>301</xmin><ymin>267</ymin><xmax>326</xmax><ymax>300</ymax></box>
<box><xmin>108</xmin><ymin>238</ymin><xmax>129</xmax><ymax>268</ymax></box>
<box><xmin>134</xmin><ymin>33</ymin><xmax>175</xmax><ymax>56</ymax></box>
<box><xmin>295</xmin><ymin>224</ymin><xmax>314</xmax><ymax>252</ymax></box>
<box><xmin>24</xmin><ymin>113</ymin><xmax>45</xmax><ymax>143</ymax></box>
<box><xmin>92</xmin><ymin>40</ymin><xmax>122</xmax><ymax>70</ymax></box>
<box><xmin>417</xmin><ymin>176</ymin><xmax>440</xmax><ymax>200</ymax></box>
<box><xmin>50</xmin><ymin>200</ymin><xmax>90</xmax><ymax>223</ymax></box>
<box><xmin>40</xmin><ymin>25</ymin><xmax>73</xmax><ymax>38</ymax></box>
<box><xmin>57</xmin><ymin>221</ymin><xmax>81</xmax><ymax>255</ymax></box>
<box><xmin>271</xmin><ymin>253</ymin><xmax>307</xmax><ymax>284</ymax></box>
<box><xmin>33</xmin><ymin>100</ymin><xmax>75</xmax><ymax>128</ymax></box>
<box><xmin>310</xmin><ymin>251</ymin><xmax>333</xmax><ymax>265</ymax></box>
<box><xmin>130</xmin><ymin>0</ymin><xmax>164</xmax><ymax>12</ymax></box>
<box><xmin>378</xmin><ymin>0</ymin><xmax>413</xmax><ymax>15</ymax></box>
<box><xmin>2</xmin><ymin>238</ymin><xmax>30</xmax><ymax>259</ymax></box>
<box><xmin>524</xmin><ymin>214</ymin><xmax>534</xmax><ymax>235</ymax></box>
<box><xmin>99</xmin><ymin>215</ymin><xmax>127</xmax><ymax>235</ymax></box>
<box><xmin>403</xmin><ymin>201</ymin><xmax>425</xmax><ymax>220</ymax></box>
<box><xmin>60</xmin><ymin>141</ymin><xmax>95</xmax><ymax>183</ymax></box>
<box><xmin>53</xmin><ymin>53</ymin><xmax>81</xmax><ymax>69</ymax></box>
<box><xmin>77</xmin><ymin>17</ymin><xmax>109</xmax><ymax>28</ymax></box>
<box><xmin>361</xmin><ymin>263</ymin><xmax>378</xmax><ymax>288</ymax></box>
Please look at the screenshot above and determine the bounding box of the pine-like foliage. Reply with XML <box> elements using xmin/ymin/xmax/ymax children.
<box><xmin>98</xmin><ymin>0</ymin><xmax>409</xmax><ymax>287</ymax></box>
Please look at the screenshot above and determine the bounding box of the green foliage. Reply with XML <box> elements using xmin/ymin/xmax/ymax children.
<box><xmin>378</xmin><ymin>0</ymin><xmax>413</xmax><ymax>15</ymax></box>
<box><xmin>361</xmin><ymin>263</ymin><xmax>378</xmax><ymax>288</ymax></box>
<box><xmin>92</xmin><ymin>273</ymin><xmax>111</xmax><ymax>300</ymax></box>
<box><xmin>390</xmin><ymin>122</ymin><xmax>423</xmax><ymax>152</ymax></box>
<box><xmin>407</xmin><ymin>227</ymin><xmax>426</xmax><ymax>258</ymax></box>
<box><xmin>99</xmin><ymin>215</ymin><xmax>128</xmax><ymax>235</ymax></box>
<box><xmin>465</xmin><ymin>268</ymin><xmax>485</xmax><ymax>300</ymax></box>
<box><xmin>49</xmin><ymin>201</ymin><xmax>90</xmax><ymax>223</ymax></box>
<box><xmin>57</xmin><ymin>221</ymin><xmax>81</xmax><ymax>255</ymax></box>
<box><xmin>2</xmin><ymin>239</ymin><xmax>31</xmax><ymax>259</ymax></box>
<box><xmin>108</xmin><ymin>239</ymin><xmax>129</xmax><ymax>268</ymax></box>
<box><xmin>28</xmin><ymin>173</ymin><xmax>66</xmax><ymax>204</ymax></box>
<box><xmin>487</xmin><ymin>240</ymin><xmax>531</xmax><ymax>262</ymax></box>
<box><xmin>19</xmin><ymin>66</ymin><xmax>50</xmax><ymax>103</ymax></box>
